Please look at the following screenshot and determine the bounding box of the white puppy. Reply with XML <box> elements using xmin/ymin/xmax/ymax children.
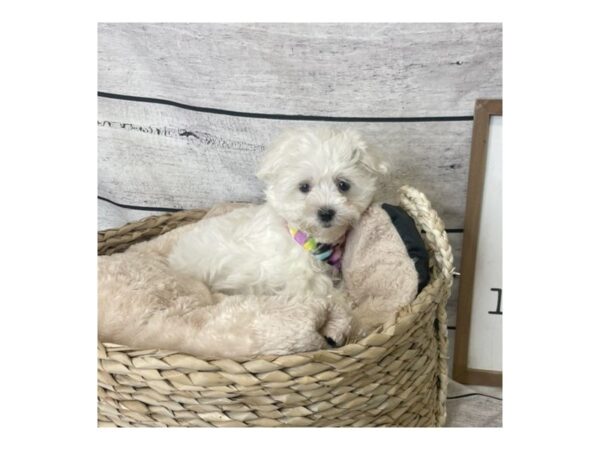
<box><xmin>168</xmin><ymin>127</ymin><xmax>387</xmax><ymax>343</ymax></box>
<box><xmin>170</xmin><ymin>127</ymin><xmax>386</xmax><ymax>294</ymax></box>
<box><xmin>99</xmin><ymin>127</ymin><xmax>388</xmax><ymax>358</ymax></box>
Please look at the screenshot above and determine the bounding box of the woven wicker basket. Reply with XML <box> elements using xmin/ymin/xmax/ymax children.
<box><xmin>97</xmin><ymin>185</ymin><xmax>454</xmax><ymax>427</ymax></box>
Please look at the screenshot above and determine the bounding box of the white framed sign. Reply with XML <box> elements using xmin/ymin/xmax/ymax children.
<box><xmin>453</xmin><ymin>99</ymin><xmax>502</xmax><ymax>387</ymax></box>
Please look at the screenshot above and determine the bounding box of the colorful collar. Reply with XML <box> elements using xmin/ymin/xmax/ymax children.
<box><xmin>288</xmin><ymin>226</ymin><xmax>345</xmax><ymax>270</ymax></box>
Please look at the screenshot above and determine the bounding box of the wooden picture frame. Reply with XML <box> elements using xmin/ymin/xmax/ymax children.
<box><xmin>453</xmin><ymin>99</ymin><xmax>503</xmax><ymax>387</ymax></box>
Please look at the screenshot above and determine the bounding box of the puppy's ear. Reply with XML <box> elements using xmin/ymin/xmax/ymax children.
<box><xmin>354</xmin><ymin>146</ymin><xmax>389</xmax><ymax>176</ymax></box>
<box><xmin>257</xmin><ymin>131</ymin><xmax>294</xmax><ymax>183</ymax></box>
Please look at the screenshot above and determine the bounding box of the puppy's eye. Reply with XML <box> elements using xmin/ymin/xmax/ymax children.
<box><xmin>299</xmin><ymin>183</ymin><xmax>311</xmax><ymax>193</ymax></box>
<box><xmin>336</xmin><ymin>179</ymin><xmax>351</xmax><ymax>192</ymax></box>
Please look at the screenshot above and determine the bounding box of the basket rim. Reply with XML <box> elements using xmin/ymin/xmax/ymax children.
<box><xmin>97</xmin><ymin>185</ymin><xmax>453</xmax><ymax>364</ymax></box>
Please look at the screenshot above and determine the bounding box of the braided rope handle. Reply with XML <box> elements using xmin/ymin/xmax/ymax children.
<box><xmin>395</xmin><ymin>185</ymin><xmax>454</xmax><ymax>298</ymax></box>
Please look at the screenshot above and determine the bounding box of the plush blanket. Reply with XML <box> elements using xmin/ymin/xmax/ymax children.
<box><xmin>98</xmin><ymin>202</ymin><xmax>427</xmax><ymax>358</ymax></box>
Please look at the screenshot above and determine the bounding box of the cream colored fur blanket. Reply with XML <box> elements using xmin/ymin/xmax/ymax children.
<box><xmin>98</xmin><ymin>203</ymin><xmax>418</xmax><ymax>359</ymax></box>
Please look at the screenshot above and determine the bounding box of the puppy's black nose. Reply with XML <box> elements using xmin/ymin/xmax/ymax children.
<box><xmin>318</xmin><ymin>208</ymin><xmax>336</xmax><ymax>223</ymax></box>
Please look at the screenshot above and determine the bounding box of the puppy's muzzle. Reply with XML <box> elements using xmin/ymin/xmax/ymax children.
<box><xmin>318</xmin><ymin>208</ymin><xmax>336</xmax><ymax>224</ymax></box>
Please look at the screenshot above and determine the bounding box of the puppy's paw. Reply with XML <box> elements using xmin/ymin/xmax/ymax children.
<box><xmin>249</xmin><ymin>295</ymin><xmax>353</xmax><ymax>355</ymax></box>
<box><xmin>319</xmin><ymin>297</ymin><xmax>354</xmax><ymax>348</ymax></box>
<box><xmin>325</xmin><ymin>336</ymin><xmax>338</xmax><ymax>348</ymax></box>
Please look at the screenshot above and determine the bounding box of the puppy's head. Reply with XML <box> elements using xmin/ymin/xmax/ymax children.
<box><xmin>257</xmin><ymin>127</ymin><xmax>388</xmax><ymax>243</ymax></box>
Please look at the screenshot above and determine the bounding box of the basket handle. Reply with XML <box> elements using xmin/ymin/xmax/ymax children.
<box><xmin>396</xmin><ymin>186</ymin><xmax>454</xmax><ymax>296</ymax></box>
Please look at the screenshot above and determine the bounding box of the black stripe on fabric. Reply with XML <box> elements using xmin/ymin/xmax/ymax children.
<box><xmin>382</xmin><ymin>203</ymin><xmax>430</xmax><ymax>293</ymax></box>
<box><xmin>98</xmin><ymin>91</ymin><xmax>474</xmax><ymax>123</ymax></box>
<box><xmin>447</xmin><ymin>393</ymin><xmax>502</xmax><ymax>401</ymax></box>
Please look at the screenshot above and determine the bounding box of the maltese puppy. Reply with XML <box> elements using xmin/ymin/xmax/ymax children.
<box><xmin>99</xmin><ymin>127</ymin><xmax>388</xmax><ymax>358</ymax></box>
<box><xmin>168</xmin><ymin>127</ymin><xmax>387</xmax><ymax>343</ymax></box>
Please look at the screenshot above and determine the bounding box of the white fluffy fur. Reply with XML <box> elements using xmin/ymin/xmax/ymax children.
<box><xmin>170</xmin><ymin>128</ymin><xmax>387</xmax><ymax>296</ymax></box>
<box><xmin>99</xmin><ymin>127</ymin><xmax>388</xmax><ymax>358</ymax></box>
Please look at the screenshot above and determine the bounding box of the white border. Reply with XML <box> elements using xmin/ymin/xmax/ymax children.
<box><xmin>3</xmin><ymin>1</ymin><xmax>599</xmax><ymax>446</ymax></box>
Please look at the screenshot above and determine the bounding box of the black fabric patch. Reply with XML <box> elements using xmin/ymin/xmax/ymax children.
<box><xmin>381</xmin><ymin>203</ymin><xmax>430</xmax><ymax>293</ymax></box>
